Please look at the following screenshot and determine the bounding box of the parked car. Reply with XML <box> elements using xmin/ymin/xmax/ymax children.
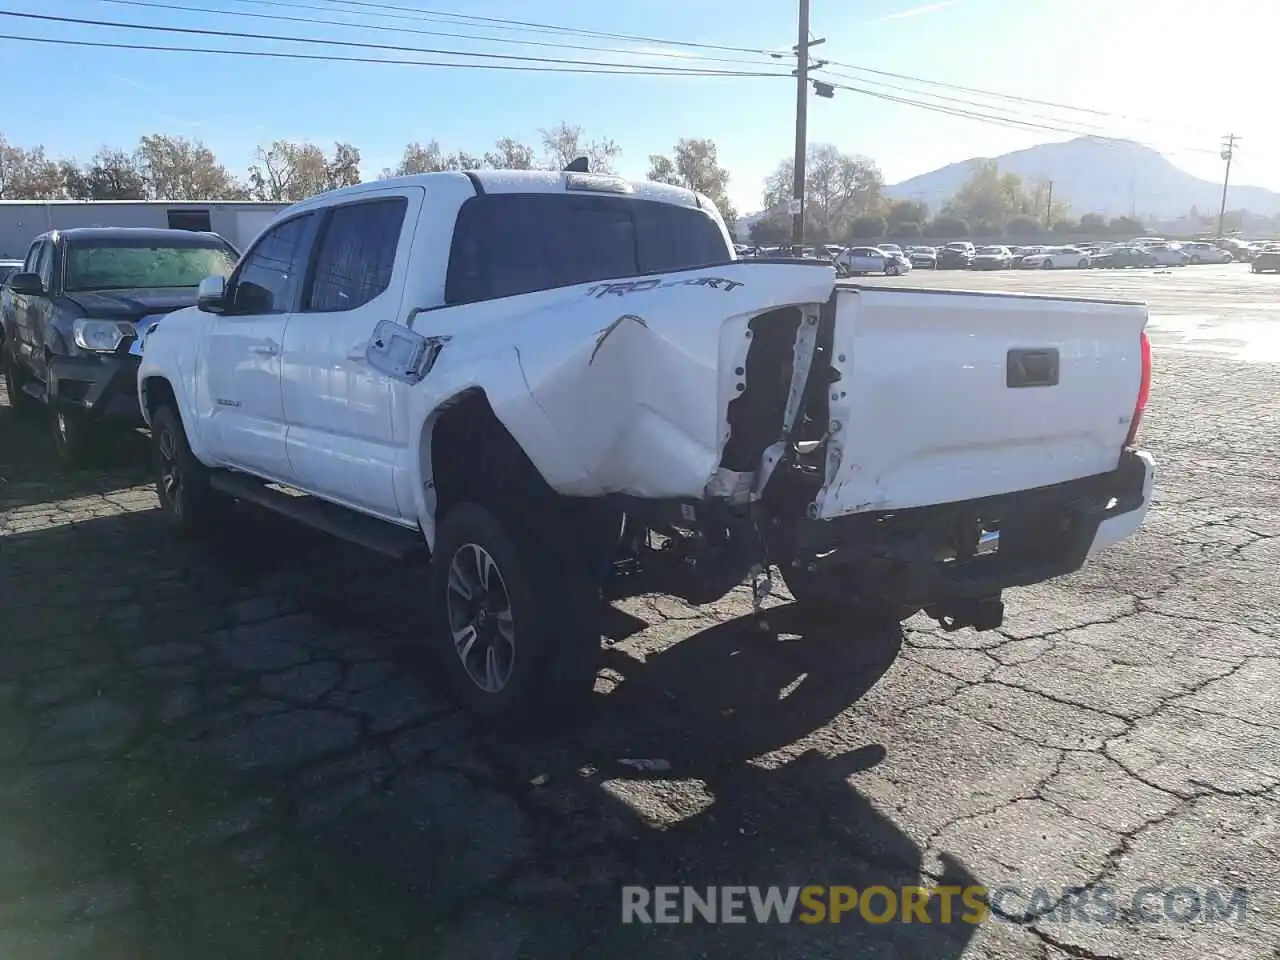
<box><xmin>0</xmin><ymin>259</ymin><xmax>23</xmax><ymax>285</ymax></box>
<box><xmin>1090</xmin><ymin>245</ymin><xmax>1158</xmax><ymax>269</ymax></box>
<box><xmin>1250</xmin><ymin>244</ymin><xmax>1280</xmax><ymax>273</ymax></box>
<box><xmin>1143</xmin><ymin>243</ymin><xmax>1190</xmax><ymax>267</ymax></box>
<box><xmin>1009</xmin><ymin>245</ymin><xmax>1045</xmax><ymax>268</ymax></box>
<box><xmin>1178</xmin><ymin>242</ymin><xmax>1233</xmax><ymax>264</ymax></box>
<box><xmin>970</xmin><ymin>245</ymin><xmax>1013</xmax><ymax>270</ymax></box>
<box><xmin>137</xmin><ymin>167</ymin><xmax>1154</xmax><ymax>729</ymax></box>
<box><xmin>836</xmin><ymin>245</ymin><xmax>908</xmax><ymax>276</ymax></box>
<box><xmin>1018</xmin><ymin>246</ymin><xmax>1092</xmax><ymax>269</ymax></box>
<box><xmin>936</xmin><ymin>242</ymin><xmax>974</xmax><ymax>269</ymax></box>
<box><xmin>906</xmin><ymin>245</ymin><xmax>937</xmax><ymax>268</ymax></box>
<box><xmin>0</xmin><ymin>227</ymin><xmax>239</xmax><ymax>466</ymax></box>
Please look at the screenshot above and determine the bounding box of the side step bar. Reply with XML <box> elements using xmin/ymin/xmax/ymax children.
<box><xmin>209</xmin><ymin>471</ymin><xmax>425</xmax><ymax>559</ymax></box>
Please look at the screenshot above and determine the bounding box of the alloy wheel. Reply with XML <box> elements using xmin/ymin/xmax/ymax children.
<box><xmin>157</xmin><ymin>425</ymin><xmax>183</xmax><ymax>518</ymax></box>
<box><xmin>445</xmin><ymin>542</ymin><xmax>517</xmax><ymax>693</ymax></box>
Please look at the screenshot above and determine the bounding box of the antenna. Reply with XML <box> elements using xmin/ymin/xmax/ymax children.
<box><xmin>563</xmin><ymin>156</ymin><xmax>589</xmax><ymax>173</ymax></box>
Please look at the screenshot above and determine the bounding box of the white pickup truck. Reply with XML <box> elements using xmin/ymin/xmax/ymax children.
<box><xmin>137</xmin><ymin>168</ymin><xmax>1154</xmax><ymax>728</ymax></box>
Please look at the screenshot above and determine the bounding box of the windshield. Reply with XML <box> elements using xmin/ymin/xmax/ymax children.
<box><xmin>976</xmin><ymin>246</ymin><xmax>1003</xmax><ymax>254</ymax></box>
<box><xmin>64</xmin><ymin>239</ymin><xmax>237</xmax><ymax>292</ymax></box>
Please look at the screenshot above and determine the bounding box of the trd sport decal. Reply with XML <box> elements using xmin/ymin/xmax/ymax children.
<box><xmin>585</xmin><ymin>276</ymin><xmax>744</xmax><ymax>298</ymax></box>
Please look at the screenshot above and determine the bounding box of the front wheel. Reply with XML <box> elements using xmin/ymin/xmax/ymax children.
<box><xmin>1041</xmin><ymin>260</ymin><xmax>1054</xmax><ymax>269</ymax></box>
<box><xmin>885</xmin><ymin>264</ymin><xmax>900</xmax><ymax>276</ymax></box>
<box><xmin>151</xmin><ymin>404</ymin><xmax>230</xmax><ymax>536</ymax></box>
<box><xmin>1077</xmin><ymin>259</ymin><xmax>1089</xmax><ymax>269</ymax></box>
<box><xmin>431</xmin><ymin>502</ymin><xmax>602</xmax><ymax>730</ymax></box>
<box><xmin>51</xmin><ymin>406</ymin><xmax>101</xmax><ymax>469</ymax></box>
<box><xmin>1191</xmin><ymin>255</ymin><xmax>1201</xmax><ymax>264</ymax></box>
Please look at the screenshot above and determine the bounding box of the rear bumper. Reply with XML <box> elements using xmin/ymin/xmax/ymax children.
<box><xmin>47</xmin><ymin>353</ymin><xmax>144</xmax><ymax>425</ymax></box>
<box><xmin>782</xmin><ymin>448</ymin><xmax>1154</xmax><ymax>606</ymax></box>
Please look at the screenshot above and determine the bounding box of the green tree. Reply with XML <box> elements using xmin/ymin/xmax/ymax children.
<box><xmin>1108</xmin><ymin>215</ymin><xmax>1145</xmax><ymax>236</ymax></box>
<box><xmin>886</xmin><ymin>199</ymin><xmax>928</xmax><ymax>228</ymax></box>
<box><xmin>484</xmin><ymin>137</ymin><xmax>535</xmax><ymax>170</ymax></box>
<box><xmin>647</xmin><ymin>137</ymin><xmax>736</xmax><ymax>225</ymax></box>
<box><xmin>890</xmin><ymin>221</ymin><xmax>922</xmax><ymax>240</ymax></box>
<box><xmin>1051</xmin><ymin>219</ymin><xmax>1077</xmax><ymax>235</ymax></box>
<box><xmin>748</xmin><ymin>212</ymin><xmax>791</xmax><ymax>244</ymax></box>
<box><xmin>1078</xmin><ymin>212</ymin><xmax>1107</xmax><ymax>234</ymax></box>
<box><xmin>1005</xmin><ymin>215</ymin><xmax>1041</xmax><ymax>237</ymax></box>
<box><xmin>945</xmin><ymin>163</ymin><xmax>1068</xmax><ymax>230</ymax></box>
<box><xmin>61</xmin><ymin>148</ymin><xmax>147</xmax><ymax>200</ymax></box>
<box><xmin>929</xmin><ymin>215</ymin><xmax>968</xmax><ymax>237</ymax></box>
<box><xmin>848</xmin><ymin>214</ymin><xmax>886</xmax><ymax>240</ymax></box>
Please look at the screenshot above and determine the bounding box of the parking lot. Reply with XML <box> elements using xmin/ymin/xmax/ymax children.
<box><xmin>1</xmin><ymin>262</ymin><xmax>1277</xmax><ymax>959</ymax></box>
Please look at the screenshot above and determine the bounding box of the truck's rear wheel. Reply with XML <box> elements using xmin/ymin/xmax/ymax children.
<box><xmin>431</xmin><ymin>502</ymin><xmax>602</xmax><ymax>730</ymax></box>
<box><xmin>151</xmin><ymin>405</ymin><xmax>230</xmax><ymax>537</ymax></box>
<box><xmin>779</xmin><ymin>563</ymin><xmax>917</xmax><ymax>625</ymax></box>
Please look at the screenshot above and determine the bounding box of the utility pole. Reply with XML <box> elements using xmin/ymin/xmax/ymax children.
<box><xmin>1217</xmin><ymin>134</ymin><xmax>1239</xmax><ymax>237</ymax></box>
<box><xmin>1045</xmin><ymin>181</ymin><xmax>1054</xmax><ymax>228</ymax></box>
<box><xmin>790</xmin><ymin>0</ymin><xmax>823</xmax><ymax>252</ymax></box>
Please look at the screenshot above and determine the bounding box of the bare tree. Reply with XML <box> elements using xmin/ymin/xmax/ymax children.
<box><xmin>539</xmin><ymin>122</ymin><xmax>620</xmax><ymax>173</ymax></box>
<box><xmin>0</xmin><ymin>138</ymin><xmax>65</xmax><ymax>199</ymax></box>
<box><xmin>248</xmin><ymin>140</ymin><xmax>359</xmax><ymax>200</ymax></box>
<box><xmin>135</xmin><ymin>134</ymin><xmax>246</xmax><ymax>200</ymax></box>
<box><xmin>484</xmin><ymin>137</ymin><xmax>535</xmax><ymax>170</ymax></box>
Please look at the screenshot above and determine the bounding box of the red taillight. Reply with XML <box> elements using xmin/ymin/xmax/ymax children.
<box><xmin>1125</xmin><ymin>329</ymin><xmax>1152</xmax><ymax>447</ymax></box>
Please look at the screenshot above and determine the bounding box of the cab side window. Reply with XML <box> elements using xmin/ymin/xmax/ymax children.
<box><xmin>304</xmin><ymin>197</ymin><xmax>406</xmax><ymax>313</ymax></box>
<box><xmin>231</xmin><ymin>213</ymin><xmax>317</xmax><ymax>315</ymax></box>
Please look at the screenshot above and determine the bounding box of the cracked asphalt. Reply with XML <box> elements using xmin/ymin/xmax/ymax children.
<box><xmin>1</xmin><ymin>265</ymin><xmax>1278</xmax><ymax>959</ymax></box>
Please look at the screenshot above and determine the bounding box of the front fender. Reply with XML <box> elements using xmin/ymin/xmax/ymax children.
<box><xmin>136</xmin><ymin>307</ymin><xmax>208</xmax><ymax>458</ymax></box>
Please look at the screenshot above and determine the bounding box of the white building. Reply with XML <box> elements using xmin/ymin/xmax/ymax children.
<box><xmin>0</xmin><ymin>200</ymin><xmax>290</xmax><ymax>258</ymax></box>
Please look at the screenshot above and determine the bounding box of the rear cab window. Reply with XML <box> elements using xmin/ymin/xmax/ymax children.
<box><xmin>444</xmin><ymin>194</ymin><xmax>731</xmax><ymax>305</ymax></box>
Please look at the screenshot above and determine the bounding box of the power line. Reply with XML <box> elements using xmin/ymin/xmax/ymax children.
<box><xmin>212</xmin><ymin>0</ymin><xmax>786</xmax><ymax>57</ymax></box>
<box><xmin>93</xmin><ymin>0</ymin><xmax>785</xmax><ymax>67</ymax></box>
<box><xmin>0</xmin><ymin>32</ymin><xmax>786</xmax><ymax>75</ymax></box>
<box><xmin>817</xmin><ymin>60</ymin><xmax>1216</xmax><ymax>138</ymax></box>
<box><xmin>822</xmin><ymin>79</ymin><xmax>1218</xmax><ymax>157</ymax></box>
<box><xmin>0</xmin><ymin>9</ymin><xmax>793</xmax><ymax>75</ymax></box>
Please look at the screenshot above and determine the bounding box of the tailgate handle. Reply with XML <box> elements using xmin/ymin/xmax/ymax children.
<box><xmin>1007</xmin><ymin>348</ymin><xmax>1059</xmax><ymax>388</ymax></box>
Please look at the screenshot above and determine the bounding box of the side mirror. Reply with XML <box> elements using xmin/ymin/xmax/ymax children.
<box><xmin>197</xmin><ymin>275</ymin><xmax>228</xmax><ymax>314</ymax></box>
<box><xmin>8</xmin><ymin>272</ymin><xmax>44</xmax><ymax>296</ymax></box>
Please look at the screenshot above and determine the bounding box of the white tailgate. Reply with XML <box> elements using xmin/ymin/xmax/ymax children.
<box><xmin>813</xmin><ymin>287</ymin><xmax>1147</xmax><ymax>519</ymax></box>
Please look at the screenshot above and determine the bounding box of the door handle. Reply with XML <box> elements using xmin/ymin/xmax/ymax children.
<box><xmin>249</xmin><ymin>342</ymin><xmax>278</xmax><ymax>356</ymax></box>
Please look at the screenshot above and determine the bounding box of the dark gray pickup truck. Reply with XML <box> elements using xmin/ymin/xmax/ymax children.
<box><xmin>1</xmin><ymin>226</ymin><xmax>237</xmax><ymax>466</ymax></box>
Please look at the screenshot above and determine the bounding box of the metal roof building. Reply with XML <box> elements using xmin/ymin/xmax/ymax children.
<box><xmin>0</xmin><ymin>200</ymin><xmax>290</xmax><ymax>258</ymax></box>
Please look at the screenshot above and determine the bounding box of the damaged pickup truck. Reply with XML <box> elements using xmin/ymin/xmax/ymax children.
<box><xmin>137</xmin><ymin>168</ymin><xmax>1155</xmax><ymax>727</ymax></box>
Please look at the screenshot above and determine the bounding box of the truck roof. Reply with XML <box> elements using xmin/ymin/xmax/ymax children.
<box><xmin>35</xmin><ymin>226</ymin><xmax>229</xmax><ymax>243</ymax></box>
<box><xmin>289</xmin><ymin>169</ymin><xmax>703</xmax><ymax>212</ymax></box>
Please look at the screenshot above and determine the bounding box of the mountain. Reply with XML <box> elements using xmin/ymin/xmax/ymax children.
<box><xmin>884</xmin><ymin>137</ymin><xmax>1280</xmax><ymax>220</ymax></box>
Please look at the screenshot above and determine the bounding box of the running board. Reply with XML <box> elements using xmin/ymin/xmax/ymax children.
<box><xmin>208</xmin><ymin>472</ymin><xmax>424</xmax><ymax>559</ymax></box>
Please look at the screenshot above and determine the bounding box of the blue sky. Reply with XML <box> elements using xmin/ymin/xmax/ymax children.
<box><xmin>2</xmin><ymin>0</ymin><xmax>1274</xmax><ymax>212</ymax></box>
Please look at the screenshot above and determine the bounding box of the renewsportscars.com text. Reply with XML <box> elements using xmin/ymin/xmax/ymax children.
<box><xmin>621</xmin><ymin>885</ymin><xmax>1250</xmax><ymax>926</ymax></box>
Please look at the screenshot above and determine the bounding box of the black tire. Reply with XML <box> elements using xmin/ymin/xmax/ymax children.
<box><xmin>430</xmin><ymin>501</ymin><xmax>602</xmax><ymax>730</ymax></box>
<box><xmin>151</xmin><ymin>404</ymin><xmax>230</xmax><ymax>537</ymax></box>
<box><xmin>51</xmin><ymin>405</ymin><xmax>102</xmax><ymax>469</ymax></box>
<box><xmin>1041</xmin><ymin>260</ymin><xmax>1053</xmax><ymax>269</ymax></box>
<box><xmin>1191</xmin><ymin>255</ymin><xmax>1201</xmax><ymax>264</ymax></box>
<box><xmin>1</xmin><ymin>341</ymin><xmax>40</xmax><ymax>418</ymax></box>
<box><xmin>779</xmin><ymin>562</ymin><xmax>917</xmax><ymax>626</ymax></box>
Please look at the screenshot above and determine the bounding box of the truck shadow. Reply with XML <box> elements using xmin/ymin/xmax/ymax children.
<box><xmin>0</xmin><ymin>477</ymin><xmax>984</xmax><ymax>958</ymax></box>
